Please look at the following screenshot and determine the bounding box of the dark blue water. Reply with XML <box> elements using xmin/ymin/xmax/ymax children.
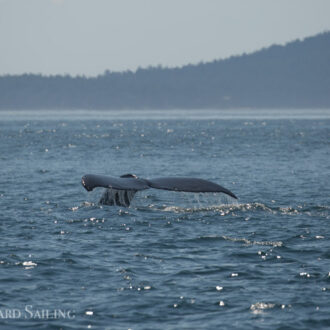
<box><xmin>0</xmin><ymin>110</ymin><xmax>329</xmax><ymax>329</ymax></box>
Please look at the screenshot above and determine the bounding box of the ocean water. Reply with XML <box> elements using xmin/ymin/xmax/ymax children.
<box><xmin>0</xmin><ymin>109</ymin><xmax>329</xmax><ymax>329</ymax></box>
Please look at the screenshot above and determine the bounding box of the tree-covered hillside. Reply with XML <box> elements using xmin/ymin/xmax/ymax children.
<box><xmin>0</xmin><ymin>32</ymin><xmax>329</xmax><ymax>109</ymax></box>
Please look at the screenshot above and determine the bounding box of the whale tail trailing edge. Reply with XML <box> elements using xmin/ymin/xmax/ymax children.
<box><xmin>81</xmin><ymin>174</ymin><xmax>237</xmax><ymax>207</ymax></box>
<box><xmin>147</xmin><ymin>177</ymin><xmax>237</xmax><ymax>199</ymax></box>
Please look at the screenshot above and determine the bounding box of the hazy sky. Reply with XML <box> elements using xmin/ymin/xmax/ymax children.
<box><xmin>1</xmin><ymin>0</ymin><xmax>329</xmax><ymax>76</ymax></box>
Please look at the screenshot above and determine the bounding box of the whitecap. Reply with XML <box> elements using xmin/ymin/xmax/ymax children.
<box><xmin>22</xmin><ymin>261</ymin><xmax>37</xmax><ymax>269</ymax></box>
<box><xmin>222</xmin><ymin>235</ymin><xmax>283</xmax><ymax>247</ymax></box>
<box><xmin>250</xmin><ymin>302</ymin><xmax>275</xmax><ymax>314</ymax></box>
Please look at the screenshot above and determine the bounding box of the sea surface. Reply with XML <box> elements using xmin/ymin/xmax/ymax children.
<box><xmin>0</xmin><ymin>109</ymin><xmax>329</xmax><ymax>329</ymax></box>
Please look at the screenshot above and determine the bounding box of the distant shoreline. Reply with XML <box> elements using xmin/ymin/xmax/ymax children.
<box><xmin>1</xmin><ymin>32</ymin><xmax>329</xmax><ymax>110</ymax></box>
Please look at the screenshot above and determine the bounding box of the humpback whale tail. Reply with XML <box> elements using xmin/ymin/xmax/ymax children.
<box><xmin>81</xmin><ymin>174</ymin><xmax>237</xmax><ymax>207</ymax></box>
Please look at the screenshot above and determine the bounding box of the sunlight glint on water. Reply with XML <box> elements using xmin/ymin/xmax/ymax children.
<box><xmin>0</xmin><ymin>109</ymin><xmax>329</xmax><ymax>329</ymax></box>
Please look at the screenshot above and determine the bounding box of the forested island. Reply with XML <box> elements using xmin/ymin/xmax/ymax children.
<box><xmin>0</xmin><ymin>31</ymin><xmax>329</xmax><ymax>109</ymax></box>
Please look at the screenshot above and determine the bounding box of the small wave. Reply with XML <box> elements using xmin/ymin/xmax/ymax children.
<box><xmin>63</xmin><ymin>144</ymin><xmax>76</xmax><ymax>148</ymax></box>
<box><xmin>22</xmin><ymin>261</ymin><xmax>37</xmax><ymax>269</ymax></box>
<box><xmin>69</xmin><ymin>201</ymin><xmax>99</xmax><ymax>210</ymax></box>
<box><xmin>76</xmin><ymin>201</ymin><xmax>97</xmax><ymax>208</ymax></box>
<box><xmin>250</xmin><ymin>302</ymin><xmax>276</xmax><ymax>314</ymax></box>
<box><xmin>160</xmin><ymin>202</ymin><xmax>269</xmax><ymax>214</ymax></box>
<box><xmin>75</xmin><ymin>199</ymin><xmax>329</xmax><ymax>222</ymax></box>
<box><xmin>222</xmin><ymin>236</ymin><xmax>283</xmax><ymax>247</ymax></box>
<box><xmin>183</xmin><ymin>235</ymin><xmax>283</xmax><ymax>248</ymax></box>
<box><xmin>157</xmin><ymin>202</ymin><xmax>329</xmax><ymax>218</ymax></box>
<box><xmin>185</xmin><ymin>235</ymin><xmax>224</xmax><ymax>243</ymax></box>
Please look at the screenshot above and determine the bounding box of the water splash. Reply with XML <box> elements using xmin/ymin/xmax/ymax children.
<box><xmin>99</xmin><ymin>188</ymin><xmax>136</xmax><ymax>207</ymax></box>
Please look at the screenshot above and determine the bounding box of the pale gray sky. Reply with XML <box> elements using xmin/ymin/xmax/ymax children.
<box><xmin>1</xmin><ymin>0</ymin><xmax>329</xmax><ymax>76</ymax></box>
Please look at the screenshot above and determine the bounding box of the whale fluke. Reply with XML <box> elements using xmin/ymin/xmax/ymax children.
<box><xmin>81</xmin><ymin>174</ymin><xmax>237</xmax><ymax>207</ymax></box>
